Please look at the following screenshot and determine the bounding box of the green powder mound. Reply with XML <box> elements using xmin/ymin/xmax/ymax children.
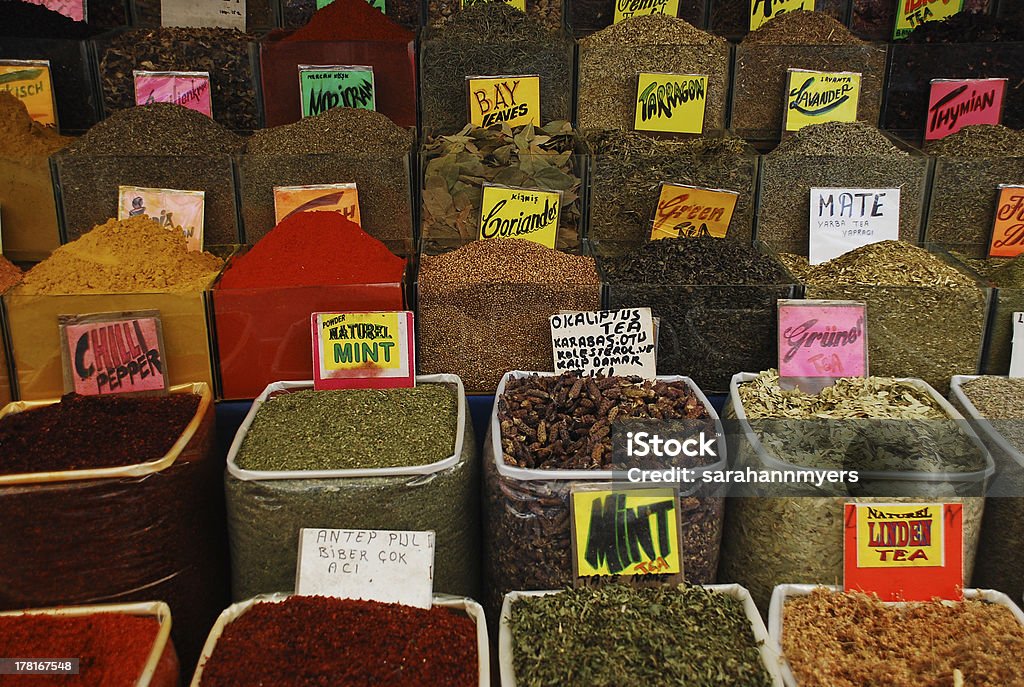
<box><xmin>236</xmin><ymin>385</ymin><xmax>458</xmax><ymax>471</ymax></box>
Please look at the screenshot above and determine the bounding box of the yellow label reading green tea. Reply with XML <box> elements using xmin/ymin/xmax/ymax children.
<box><xmin>651</xmin><ymin>183</ymin><xmax>739</xmax><ymax>240</ymax></box>
<box><xmin>893</xmin><ymin>0</ymin><xmax>964</xmax><ymax>40</ymax></box>
<box><xmin>467</xmin><ymin>75</ymin><xmax>540</xmax><ymax>129</ymax></box>
<box><xmin>478</xmin><ymin>185</ymin><xmax>561</xmax><ymax>248</ymax></box>
<box><xmin>571</xmin><ymin>487</ymin><xmax>682</xmax><ymax>578</ymax></box>
<box><xmin>0</xmin><ymin>60</ymin><xmax>56</xmax><ymax>127</ymax></box>
<box><xmin>613</xmin><ymin>0</ymin><xmax>680</xmax><ymax>23</ymax></box>
<box><xmin>784</xmin><ymin>69</ymin><xmax>862</xmax><ymax>132</ymax></box>
<box><xmin>750</xmin><ymin>0</ymin><xmax>815</xmax><ymax>31</ymax></box>
<box><xmin>634</xmin><ymin>73</ymin><xmax>707</xmax><ymax>135</ymax></box>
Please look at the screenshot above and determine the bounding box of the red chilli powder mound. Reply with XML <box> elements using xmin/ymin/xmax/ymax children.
<box><xmin>199</xmin><ymin>596</ymin><xmax>478</xmax><ymax>687</ymax></box>
<box><xmin>217</xmin><ymin>211</ymin><xmax>406</xmax><ymax>289</ymax></box>
<box><xmin>0</xmin><ymin>613</ymin><xmax>161</xmax><ymax>686</ymax></box>
<box><xmin>283</xmin><ymin>0</ymin><xmax>413</xmax><ymax>42</ymax></box>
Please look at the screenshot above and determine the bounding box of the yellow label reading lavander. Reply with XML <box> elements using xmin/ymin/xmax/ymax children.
<box><xmin>893</xmin><ymin>0</ymin><xmax>964</xmax><ymax>40</ymax></box>
<box><xmin>749</xmin><ymin>0</ymin><xmax>815</xmax><ymax>31</ymax></box>
<box><xmin>784</xmin><ymin>69</ymin><xmax>862</xmax><ymax>132</ymax></box>
<box><xmin>613</xmin><ymin>0</ymin><xmax>680</xmax><ymax>24</ymax></box>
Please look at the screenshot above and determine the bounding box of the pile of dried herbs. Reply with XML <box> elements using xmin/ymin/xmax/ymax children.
<box><xmin>421</xmin><ymin>121</ymin><xmax>581</xmax><ymax>251</ymax></box>
<box><xmin>708</xmin><ymin>0</ymin><xmax>847</xmax><ymax>38</ymax></box>
<box><xmin>779</xmin><ymin>241</ymin><xmax>986</xmax><ymax>392</ymax></box>
<box><xmin>758</xmin><ymin>123</ymin><xmax>928</xmax><ymax>254</ymax></box>
<box><xmin>427</xmin><ymin>0</ymin><xmax>560</xmax><ymax>29</ymax></box>
<box><xmin>577</xmin><ymin>15</ymin><xmax>729</xmax><ymax>132</ymax></box>
<box><xmin>420</xmin><ymin>2</ymin><xmax>573</xmax><ymax>133</ymax></box>
<box><xmin>508</xmin><ymin>585</ymin><xmax>773</xmax><ymax>687</ymax></box>
<box><xmin>924</xmin><ymin>125</ymin><xmax>1024</xmax><ymax>252</ymax></box>
<box><xmin>567</xmin><ymin>0</ymin><xmax>704</xmax><ymax>36</ymax></box>
<box><xmin>586</xmin><ymin>131</ymin><xmax>756</xmax><ymax>245</ymax></box>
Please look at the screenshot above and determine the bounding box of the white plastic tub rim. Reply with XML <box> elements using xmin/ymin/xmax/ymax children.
<box><xmin>490</xmin><ymin>371</ymin><xmax>728</xmax><ymax>487</ymax></box>
<box><xmin>190</xmin><ymin>593</ymin><xmax>490</xmax><ymax>686</ymax></box>
<box><xmin>226</xmin><ymin>374</ymin><xmax>467</xmax><ymax>481</ymax></box>
<box><xmin>767</xmin><ymin>583</ymin><xmax>1024</xmax><ymax>687</ymax></box>
<box><xmin>950</xmin><ymin>375</ymin><xmax>1024</xmax><ymax>481</ymax></box>
<box><xmin>0</xmin><ymin>601</ymin><xmax>174</xmax><ymax>687</ymax></box>
<box><xmin>498</xmin><ymin>585</ymin><xmax>785</xmax><ymax>687</ymax></box>
<box><xmin>727</xmin><ymin>372</ymin><xmax>996</xmax><ymax>485</ymax></box>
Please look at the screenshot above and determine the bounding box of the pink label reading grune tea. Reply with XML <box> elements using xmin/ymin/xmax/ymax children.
<box><xmin>778</xmin><ymin>300</ymin><xmax>868</xmax><ymax>388</ymax></box>
<box><xmin>133</xmin><ymin>71</ymin><xmax>212</xmax><ymax>117</ymax></box>
<box><xmin>25</xmin><ymin>0</ymin><xmax>84</xmax><ymax>22</ymax></box>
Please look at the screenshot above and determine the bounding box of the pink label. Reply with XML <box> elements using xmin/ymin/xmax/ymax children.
<box><xmin>778</xmin><ymin>300</ymin><xmax>868</xmax><ymax>382</ymax></box>
<box><xmin>62</xmin><ymin>317</ymin><xmax>167</xmax><ymax>395</ymax></box>
<box><xmin>25</xmin><ymin>0</ymin><xmax>84</xmax><ymax>22</ymax></box>
<box><xmin>133</xmin><ymin>71</ymin><xmax>212</xmax><ymax>117</ymax></box>
<box><xmin>925</xmin><ymin>78</ymin><xmax>1007</xmax><ymax>141</ymax></box>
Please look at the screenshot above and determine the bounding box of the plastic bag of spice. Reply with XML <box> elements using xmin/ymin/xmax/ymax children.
<box><xmin>191</xmin><ymin>593</ymin><xmax>489</xmax><ymax>686</ymax></box>
<box><xmin>0</xmin><ymin>383</ymin><xmax>231</xmax><ymax>671</ymax></box>
<box><xmin>224</xmin><ymin>375</ymin><xmax>480</xmax><ymax>601</ymax></box>
<box><xmin>0</xmin><ymin>601</ymin><xmax>179</xmax><ymax>687</ymax></box>
<box><xmin>483</xmin><ymin>371</ymin><xmax>728</xmax><ymax>620</ymax></box>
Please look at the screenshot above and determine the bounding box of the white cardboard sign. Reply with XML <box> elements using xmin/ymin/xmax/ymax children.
<box><xmin>1010</xmin><ymin>312</ymin><xmax>1024</xmax><ymax>378</ymax></box>
<box><xmin>160</xmin><ymin>0</ymin><xmax>245</xmax><ymax>29</ymax></box>
<box><xmin>809</xmin><ymin>187</ymin><xmax>900</xmax><ymax>265</ymax></box>
<box><xmin>550</xmin><ymin>308</ymin><xmax>657</xmax><ymax>379</ymax></box>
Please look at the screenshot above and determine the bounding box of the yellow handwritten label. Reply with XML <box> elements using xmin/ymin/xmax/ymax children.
<box><xmin>856</xmin><ymin>504</ymin><xmax>944</xmax><ymax>568</ymax></box>
<box><xmin>750</xmin><ymin>0</ymin><xmax>815</xmax><ymax>30</ymax></box>
<box><xmin>273</xmin><ymin>183</ymin><xmax>361</xmax><ymax>226</ymax></box>
<box><xmin>988</xmin><ymin>185</ymin><xmax>1024</xmax><ymax>258</ymax></box>
<box><xmin>461</xmin><ymin>0</ymin><xmax>525</xmax><ymax>9</ymax></box>
<box><xmin>634</xmin><ymin>73</ymin><xmax>707</xmax><ymax>135</ymax></box>
<box><xmin>0</xmin><ymin>60</ymin><xmax>57</xmax><ymax>127</ymax></box>
<box><xmin>893</xmin><ymin>0</ymin><xmax>964</xmax><ymax>40</ymax></box>
<box><xmin>651</xmin><ymin>183</ymin><xmax>739</xmax><ymax>240</ymax></box>
<box><xmin>320</xmin><ymin>312</ymin><xmax>402</xmax><ymax>373</ymax></box>
<box><xmin>467</xmin><ymin>76</ymin><xmax>540</xmax><ymax>129</ymax></box>
<box><xmin>572</xmin><ymin>488</ymin><xmax>681</xmax><ymax>578</ymax></box>
<box><xmin>478</xmin><ymin>185</ymin><xmax>561</xmax><ymax>248</ymax></box>
<box><xmin>784</xmin><ymin>69</ymin><xmax>861</xmax><ymax>132</ymax></box>
<box><xmin>613</xmin><ymin>0</ymin><xmax>680</xmax><ymax>23</ymax></box>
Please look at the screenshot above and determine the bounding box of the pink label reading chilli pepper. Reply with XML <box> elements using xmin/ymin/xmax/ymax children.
<box><xmin>778</xmin><ymin>300</ymin><xmax>868</xmax><ymax>388</ymax></box>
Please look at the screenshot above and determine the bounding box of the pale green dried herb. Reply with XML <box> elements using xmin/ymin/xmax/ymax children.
<box><xmin>508</xmin><ymin>585</ymin><xmax>772</xmax><ymax>687</ymax></box>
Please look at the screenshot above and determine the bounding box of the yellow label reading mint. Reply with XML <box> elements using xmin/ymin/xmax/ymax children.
<box><xmin>856</xmin><ymin>504</ymin><xmax>944</xmax><ymax>568</ymax></box>
<box><xmin>634</xmin><ymin>73</ymin><xmax>708</xmax><ymax>135</ymax></box>
<box><xmin>651</xmin><ymin>183</ymin><xmax>739</xmax><ymax>240</ymax></box>
<box><xmin>893</xmin><ymin>0</ymin><xmax>964</xmax><ymax>40</ymax></box>
<box><xmin>571</xmin><ymin>487</ymin><xmax>682</xmax><ymax>578</ymax></box>
<box><xmin>466</xmin><ymin>75</ymin><xmax>540</xmax><ymax>129</ymax></box>
<box><xmin>321</xmin><ymin>312</ymin><xmax>402</xmax><ymax>373</ymax></box>
<box><xmin>478</xmin><ymin>185</ymin><xmax>561</xmax><ymax>248</ymax></box>
<box><xmin>784</xmin><ymin>69</ymin><xmax>862</xmax><ymax>132</ymax></box>
<box><xmin>613</xmin><ymin>0</ymin><xmax>680</xmax><ymax>23</ymax></box>
<box><xmin>0</xmin><ymin>60</ymin><xmax>57</xmax><ymax>127</ymax></box>
<box><xmin>750</xmin><ymin>0</ymin><xmax>815</xmax><ymax>31</ymax></box>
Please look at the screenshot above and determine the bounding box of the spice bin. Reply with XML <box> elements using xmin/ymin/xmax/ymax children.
<box><xmin>281</xmin><ymin>0</ymin><xmax>422</xmax><ymax>31</ymax></box>
<box><xmin>768</xmin><ymin>585</ymin><xmax>1024</xmax><ymax>687</ymax></box>
<box><xmin>258</xmin><ymin>30</ymin><xmax>417</xmax><ymax>128</ymax></box>
<box><xmin>0</xmin><ymin>384</ymin><xmax>230</xmax><ymax>669</ymax></box>
<box><xmin>949</xmin><ymin>374</ymin><xmax>1024</xmax><ymax>602</ymax></box>
<box><xmin>224</xmin><ymin>376</ymin><xmax>479</xmax><ymax>600</ymax></box>
<box><xmin>566</xmin><ymin>0</ymin><xmax>707</xmax><ymax>38</ymax></box>
<box><xmin>191</xmin><ymin>593</ymin><xmax>490</xmax><ymax>686</ymax></box>
<box><xmin>498</xmin><ymin>586</ymin><xmax>785</xmax><ymax>687</ymax></box>
<box><xmin>849</xmin><ymin>0</ymin><xmax>992</xmax><ymax>40</ymax></box>
<box><xmin>483</xmin><ymin>371</ymin><xmax>728</xmax><ymax>619</ymax></box>
<box><xmin>129</xmin><ymin>0</ymin><xmax>277</xmax><ymax>31</ymax></box>
<box><xmin>426</xmin><ymin>0</ymin><xmax>562</xmax><ymax>30</ymax></box>
<box><xmin>707</xmin><ymin>0</ymin><xmax>849</xmax><ymax>38</ymax></box>
<box><xmin>0</xmin><ymin>602</ymin><xmax>179</xmax><ymax>687</ymax></box>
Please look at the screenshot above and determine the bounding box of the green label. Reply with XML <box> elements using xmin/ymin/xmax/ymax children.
<box><xmin>317</xmin><ymin>0</ymin><xmax>385</xmax><ymax>12</ymax></box>
<box><xmin>299</xmin><ymin>65</ymin><xmax>375</xmax><ymax>118</ymax></box>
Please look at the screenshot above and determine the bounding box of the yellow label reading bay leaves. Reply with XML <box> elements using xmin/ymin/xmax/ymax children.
<box><xmin>651</xmin><ymin>183</ymin><xmax>739</xmax><ymax>240</ymax></box>
<box><xmin>893</xmin><ymin>0</ymin><xmax>964</xmax><ymax>40</ymax></box>
<box><xmin>466</xmin><ymin>76</ymin><xmax>540</xmax><ymax>129</ymax></box>
<box><xmin>784</xmin><ymin>69</ymin><xmax>862</xmax><ymax>132</ymax></box>
<box><xmin>634</xmin><ymin>73</ymin><xmax>708</xmax><ymax>135</ymax></box>
<box><xmin>478</xmin><ymin>185</ymin><xmax>561</xmax><ymax>248</ymax></box>
<box><xmin>613</xmin><ymin>0</ymin><xmax>680</xmax><ymax>23</ymax></box>
<box><xmin>572</xmin><ymin>487</ymin><xmax>681</xmax><ymax>578</ymax></box>
<box><xmin>750</xmin><ymin>0</ymin><xmax>815</xmax><ymax>31</ymax></box>
<box><xmin>856</xmin><ymin>503</ymin><xmax>944</xmax><ymax>568</ymax></box>
<box><xmin>0</xmin><ymin>60</ymin><xmax>57</xmax><ymax>127</ymax></box>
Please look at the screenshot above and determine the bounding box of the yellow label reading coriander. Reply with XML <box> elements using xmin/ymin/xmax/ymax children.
<box><xmin>0</xmin><ymin>60</ymin><xmax>57</xmax><ymax>127</ymax></box>
<box><xmin>893</xmin><ymin>0</ymin><xmax>964</xmax><ymax>40</ymax></box>
<box><xmin>467</xmin><ymin>75</ymin><xmax>540</xmax><ymax>129</ymax></box>
<box><xmin>784</xmin><ymin>69</ymin><xmax>862</xmax><ymax>132</ymax></box>
<box><xmin>478</xmin><ymin>185</ymin><xmax>561</xmax><ymax>248</ymax></box>
<box><xmin>651</xmin><ymin>183</ymin><xmax>739</xmax><ymax>240</ymax></box>
<box><xmin>750</xmin><ymin>0</ymin><xmax>815</xmax><ymax>31</ymax></box>
<box><xmin>613</xmin><ymin>0</ymin><xmax>680</xmax><ymax>23</ymax></box>
<box><xmin>634</xmin><ymin>73</ymin><xmax>707</xmax><ymax>134</ymax></box>
<box><xmin>856</xmin><ymin>504</ymin><xmax>944</xmax><ymax>568</ymax></box>
<box><xmin>571</xmin><ymin>487</ymin><xmax>682</xmax><ymax>578</ymax></box>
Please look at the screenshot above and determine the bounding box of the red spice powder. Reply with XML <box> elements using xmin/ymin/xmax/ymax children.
<box><xmin>0</xmin><ymin>612</ymin><xmax>161</xmax><ymax>686</ymax></box>
<box><xmin>0</xmin><ymin>255</ymin><xmax>23</xmax><ymax>294</ymax></box>
<box><xmin>284</xmin><ymin>0</ymin><xmax>413</xmax><ymax>42</ymax></box>
<box><xmin>217</xmin><ymin>211</ymin><xmax>406</xmax><ymax>289</ymax></box>
<box><xmin>0</xmin><ymin>393</ymin><xmax>199</xmax><ymax>475</ymax></box>
<box><xmin>199</xmin><ymin>596</ymin><xmax>479</xmax><ymax>686</ymax></box>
